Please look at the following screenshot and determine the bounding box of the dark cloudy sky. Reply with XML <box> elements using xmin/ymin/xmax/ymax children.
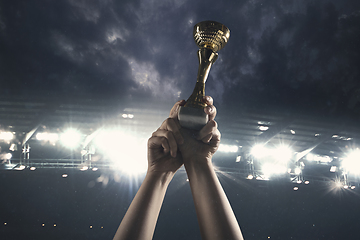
<box><xmin>1</xmin><ymin>0</ymin><xmax>359</xmax><ymax>117</ymax></box>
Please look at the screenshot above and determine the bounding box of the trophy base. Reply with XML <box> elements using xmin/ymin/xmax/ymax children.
<box><xmin>178</xmin><ymin>106</ymin><xmax>208</xmax><ymax>131</ymax></box>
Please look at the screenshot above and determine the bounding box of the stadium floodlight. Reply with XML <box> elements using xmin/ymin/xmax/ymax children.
<box><xmin>36</xmin><ymin>132</ymin><xmax>59</xmax><ymax>142</ymax></box>
<box><xmin>273</xmin><ymin>145</ymin><xmax>293</xmax><ymax>163</ymax></box>
<box><xmin>306</xmin><ymin>153</ymin><xmax>315</xmax><ymax>161</ymax></box>
<box><xmin>250</xmin><ymin>144</ymin><xmax>268</xmax><ymax>158</ymax></box>
<box><xmin>251</xmin><ymin>144</ymin><xmax>293</xmax><ymax>163</ymax></box>
<box><xmin>0</xmin><ymin>132</ymin><xmax>14</xmax><ymax>141</ymax></box>
<box><xmin>330</xmin><ymin>166</ymin><xmax>337</xmax><ymax>172</ymax></box>
<box><xmin>0</xmin><ymin>153</ymin><xmax>12</xmax><ymax>160</ymax></box>
<box><xmin>122</xmin><ymin>114</ymin><xmax>134</xmax><ymax>119</ymax></box>
<box><xmin>335</xmin><ymin>181</ymin><xmax>342</xmax><ymax>188</ymax></box>
<box><xmin>218</xmin><ymin>144</ymin><xmax>238</xmax><ymax>153</ymax></box>
<box><xmin>294</xmin><ymin>167</ymin><xmax>301</xmax><ymax>175</ymax></box>
<box><xmin>60</xmin><ymin>129</ymin><xmax>82</xmax><ymax>149</ymax></box>
<box><xmin>14</xmin><ymin>164</ymin><xmax>26</xmax><ymax>170</ymax></box>
<box><xmin>80</xmin><ymin>166</ymin><xmax>89</xmax><ymax>171</ymax></box>
<box><xmin>306</xmin><ymin>153</ymin><xmax>332</xmax><ymax>163</ymax></box>
<box><xmin>342</xmin><ymin>149</ymin><xmax>360</xmax><ymax>175</ymax></box>
<box><xmin>261</xmin><ymin>163</ymin><xmax>287</xmax><ymax>178</ymax></box>
<box><xmin>258</xmin><ymin>126</ymin><xmax>269</xmax><ymax>131</ymax></box>
<box><xmin>93</xmin><ymin>128</ymin><xmax>147</xmax><ymax>175</ymax></box>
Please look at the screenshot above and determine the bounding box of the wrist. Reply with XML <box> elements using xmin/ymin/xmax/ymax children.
<box><xmin>145</xmin><ymin>170</ymin><xmax>175</xmax><ymax>186</ymax></box>
<box><xmin>183</xmin><ymin>157</ymin><xmax>214</xmax><ymax>175</ymax></box>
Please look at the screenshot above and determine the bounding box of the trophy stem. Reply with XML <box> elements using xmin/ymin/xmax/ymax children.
<box><xmin>184</xmin><ymin>48</ymin><xmax>218</xmax><ymax>109</ymax></box>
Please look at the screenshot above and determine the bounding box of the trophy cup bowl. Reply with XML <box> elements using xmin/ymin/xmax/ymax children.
<box><xmin>178</xmin><ymin>21</ymin><xmax>230</xmax><ymax>130</ymax></box>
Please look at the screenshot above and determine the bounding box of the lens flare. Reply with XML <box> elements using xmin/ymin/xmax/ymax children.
<box><xmin>93</xmin><ymin>128</ymin><xmax>147</xmax><ymax>175</ymax></box>
<box><xmin>60</xmin><ymin>129</ymin><xmax>81</xmax><ymax>149</ymax></box>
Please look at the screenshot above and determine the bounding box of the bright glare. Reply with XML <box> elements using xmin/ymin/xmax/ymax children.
<box><xmin>335</xmin><ymin>181</ymin><xmax>342</xmax><ymax>188</ymax></box>
<box><xmin>14</xmin><ymin>165</ymin><xmax>26</xmax><ymax>170</ymax></box>
<box><xmin>342</xmin><ymin>150</ymin><xmax>360</xmax><ymax>175</ymax></box>
<box><xmin>261</xmin><ymin>163</ymin><xmax>287</xmax><ymax>178</ymax></box>
<box><xmin>306</xmin><ymin>153</ymin><xmax>315</xmax><ymax>161</ymax></box>
<box><xmin>36</xmin><ymin>132</ymin><xmax>59</xmax><ymax>142</ymax></box>
<box><xmin>0</xmin><ymin>132</ymin><xmax>14</xmax><ymax>141</ymax></box>
<box><xmin>259</xmin><ymin>126</ymin><xmax>269</xmax><ymax>131</ymax></box>
<box><xmin>60</xmin><ymin>129</ymin><xmax>81</xmax><ymax>149</ymax></box>
<box><xmin>273</xmin><ymin>145</ymin><xmax>293</xmax><ymax>163</ymax></box>
<box><xmin>247</xmin><ymin>174</ymin><xmax>254</xmax><ymax>180</ymax></box>
<box><xmin>218</xmin><ymin>144</ymin><xmax>238</xmax><ymax>153</ymax></box>
<box><xmin>250</xmin><ymin>144</ymin><xmax>267</xmax><ymax>158</ymax></box>
<box><xmin>93</xmin><ymin>128</ymin><xmax>147</xmax><ymax>175</ymax></box>
<box><xmin>306</xmin><ymin>153</ymin><xmax>332</xmax><ymax>163</ymax></box>
<box><xmin>293</xmin><ymin>186</ymin><xmax>299</xmax><ymax>191</ymax></box>
<box><xmin>122</xmin><ymin>113</ymin><xmax>134</xmax><ymax>119</ymax></box>
<box><xmin>251</xmin><ymin>144</ymin><xmax>293</xmax><ymax>163</ymax></box>
<box><xmin>294</xmin><ymin>167</ymin><xmax>301</xmax><ymax>175</ymax></box>
<box><xmin>80</xmin><ymin>166</ymin><xmax>89</xmax><ymax>171</ymax></box>
<box><xmin>0</xmin><ymin>153</ymin><xmax>12</xmax><ymax>160</ymax></box>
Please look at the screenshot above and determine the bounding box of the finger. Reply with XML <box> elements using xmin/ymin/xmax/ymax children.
<box><xmin>201</xmin><ymin>132</ymin><xmax>213</xmax><ymax>143</ymax></box>
<box><xmin>169</xmin><ymin>100</ymin><xmax>186</xmax><ymax>119</ymax></box>
<box><xmin>152</xmin><ymin>129</ymin><xmax>178</xmax><ymax>157</ymax></box>
<box><xmin>204</xmin><ymin>104</ymin><xmax>217</xmax><ymax>121</ymax></box>
<box><xmin>159</xmin><ymin>118</ymin><xmax>184</xmax><ymax>145</ymax></box>
<box><xmin>197</xmin><ymin>120</ymin><xmax>218</xmax><ymax>143</ymax></box>
<box><xmin>209</xmin><ymin>128</ymin><xmax>221</xmax><ymax>148</ymax></box>
<box><xmin>202</xmin><ymin>96</ymin><xmax>216</xmax><ymax>121</ymax></box>
<box><xmin>202</xmin><ymin>96</ymin><xmax>213</xmax><ymax>106</ymax></box>
<box><xmin>148</xmin><ymin>135</ymin><xmax>170</xmax><ymax>154</ymax></box>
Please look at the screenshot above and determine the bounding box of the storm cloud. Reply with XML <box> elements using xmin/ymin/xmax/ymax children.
<box><xmin>0</xmin><ymin>0</ymin><xmax>359</xmax><ymax>116</ymax></box>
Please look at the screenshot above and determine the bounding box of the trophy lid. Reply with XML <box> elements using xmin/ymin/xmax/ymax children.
<box><xmin>193</xmin><ymin>21</ymin><xmax>230</xmax><ymax>52</ymax></box>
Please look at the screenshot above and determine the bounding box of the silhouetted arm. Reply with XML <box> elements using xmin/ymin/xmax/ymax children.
<box><xmin>180</xmin><ymin>97</ymin><xmax>244</xmax><ymax>240</ymax></box>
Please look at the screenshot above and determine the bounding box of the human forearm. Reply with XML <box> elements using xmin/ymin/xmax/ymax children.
<box><xmin>113</xmin><ymin>171</ymin><xmax>174</xmax><ymax>240</ymax></box>
<box><xmin>185</xmin><ymin>159</ymin><xmax>243</xmax><ymax>240</ymax></box>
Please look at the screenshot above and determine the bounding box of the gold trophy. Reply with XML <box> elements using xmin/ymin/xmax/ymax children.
<box><xmin>178</xmin><ymin>21</ymin><xmax>230</xmax><ymax>130</ymax></box>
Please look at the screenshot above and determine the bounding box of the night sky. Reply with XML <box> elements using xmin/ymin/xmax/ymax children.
<box><xmin>1</xmin><ymin>0</ymin><xmax>360</xmax><ymax>239</ymax></box>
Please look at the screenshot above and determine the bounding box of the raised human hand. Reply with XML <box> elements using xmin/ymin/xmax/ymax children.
<box><xmin>147</xmin><ymin>100</ymin><xmax>185</xmax><ymax>174</ymax></box>
<box><xmin>179</xmin><ymin>96</ymin><xmax>221</xmax><ymax>164</ymax></box>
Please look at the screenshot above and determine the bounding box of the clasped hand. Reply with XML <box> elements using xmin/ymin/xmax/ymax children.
<box><xmin>147</xmin><ymin>96</ymin><xmax>220</xmax><ymax>174</ymax></box>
